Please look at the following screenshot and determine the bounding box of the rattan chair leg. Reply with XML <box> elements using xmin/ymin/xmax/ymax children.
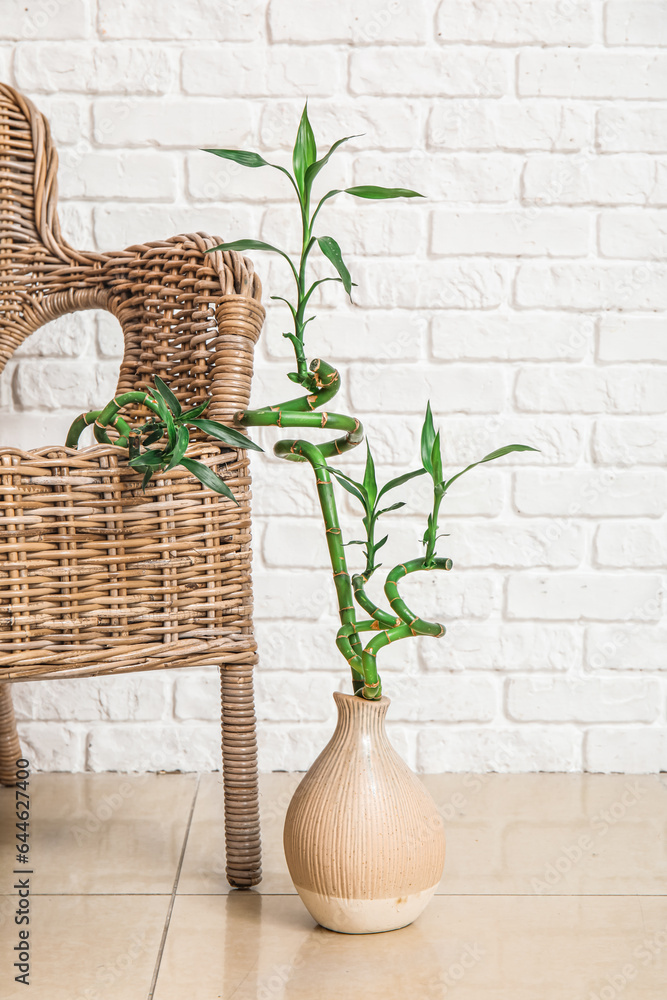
<box><xmin>0</xmin><ymin>683</ymin><xmax>21</xmax><ymax>787</ymax></box>
<box><xmin>221</xmin><ymin>663</ymin><xmax>262</xmax><ymax>888</ymax></box>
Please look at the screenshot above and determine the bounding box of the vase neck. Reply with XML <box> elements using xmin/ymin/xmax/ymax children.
<box><xmin>332</xmin><ymin>691</ymin><xmax>390</xmax><ymax>744</ymax></box>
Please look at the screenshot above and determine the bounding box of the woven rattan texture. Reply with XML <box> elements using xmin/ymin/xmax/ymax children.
<box><xmin>0</xmin><ymin>83</ymin><xmax>265</xmax><ymax>683</ymax></box>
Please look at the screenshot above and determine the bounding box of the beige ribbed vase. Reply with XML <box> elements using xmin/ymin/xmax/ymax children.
<box><xmin>283</xmin><ymin>692</ymin><xmax>446</xmax><ymax>934</ymax></box>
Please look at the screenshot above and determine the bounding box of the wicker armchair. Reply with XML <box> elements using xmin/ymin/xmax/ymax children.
<box><xmin>0</xmin><ymin>83</ymin><xmax>264</xmax><ymax>887</ymax></box>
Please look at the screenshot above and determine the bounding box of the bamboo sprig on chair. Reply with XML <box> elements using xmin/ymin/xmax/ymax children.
<box><xmin>66</xmin><ymin>376</ymin><xmax>262</xmax><ymax>502</ymax></box>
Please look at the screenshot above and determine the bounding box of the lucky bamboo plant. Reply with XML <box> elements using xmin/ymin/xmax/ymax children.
<box><xmin>67</xmin><ymin>104</ymin><xmax>535</xmax><ymax>700</ymax></box>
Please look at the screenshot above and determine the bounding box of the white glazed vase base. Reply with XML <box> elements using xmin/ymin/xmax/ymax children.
<box><xmin>294</xmin><ymin>884</ymin><xmax>440</xmax><ymax>935</ymax></box>
<box><xmin>284</xmin><ymin>692</ymin><xmax>446</xmax><ymax>935</ymax></box>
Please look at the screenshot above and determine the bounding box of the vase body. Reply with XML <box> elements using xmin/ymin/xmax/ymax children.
<box><xmin>283</xmin><ymin>691</ymin><xmax>446</xmax><ymax>934</ymax></box>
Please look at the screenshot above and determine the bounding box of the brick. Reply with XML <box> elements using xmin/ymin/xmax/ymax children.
<box><xmin>522</xmin><ymin>154</ymin><xmax>654</xmax><ymax>206</ymax></box>
<box><xmin>587</xmin><ymin>624</ymin><xmax>667</xmax><ymax>670</ymax></box>
<box><xmin>594</xmin><ymin>419</ymin><xmax>667</xmax><ymax>465</ymax></box>
<box><xmin>506</xmin><ymin>573</ymin><xmax>663</xmax><ymax>621</ymax></box>
<box><xmin>420</xmin><ymin>415</ymin><xmax>585</xmax><ymax>466</ymax></box>
<box><xmin>519</xmin><ymin>50</ymin><xmax>667</xmax><ymax>99</ymax></box>
<box><xmin>254</xmin><ymin>571</ymin><xmax>338</xmax><ymax>620</ymax></box>
<box><xmin>0</xmin><ymin>412</ymin><xmax>76</xmax><ymax>451</ymax></box>
<box><xmin>350</xmin><ymin>47</ymin><xmax>510</xmax><ymax>97</ymax></box>
<box><xmin>268</xmin><ymin>0</ymin><xmax>429</xmax><ymax>44</ymax></box>
<box><xmin>389</xmin><ymin>676</ymin><xmax>498</xmax><ymax>722</ymax></box>
<box><xmin>349</xmin><ymin>363</ymin><xmax>505</xmax><ymax>413</ymax></box>
<box><xmin>256</xmin><ymin>671</ymin><xmax>339</xmax><ymax>723</ymax></box>
<box><xmin>98</xmin><ymin>0</ymin><xmax>263</xmax><ymax>40</ymax></box>
<box><xmin>585</xmin><ymin>729</ymin><xmax>667</xmax><ymax>773</ymax></box>
<box><xmin>14</xmin><ymin>360</ymin><xmax>117</xmax><ymax>412</ymax></box>
<box><xmin>93</xmin><ymin>98</ymin><xmax>257</xmax><ymax>148</ymax></box>
<box><xmin>429</xmin><ymin>101</ymin><xmax>591</xmax><ymax>152</ymax></box>
<box><xmin>182</xmin><ymin>45</ymin><xmax>344</xmax><ymax>97</ymax></box>
<box><xmin>263</xmin><ymin>518</ymin><xmax>329</xmax><ymax>569</ymax></box>
<box><xmin>447</xmin><ymin>520</ymin><xmax>584</xmax><ymax>569</ymax></box>
<box><xmin>30</xmin><ymin>97</ymin><xmax>88</xmax><ymax>147</ymax></box>
<box><xmin>59</xmin><ymin>152</ymin><xmax>177</xmax><ymax>201</ymax></box>
<box><xmin>251</xmin><ymin>460</ymin><xmax>321</xmax><ymax>517</ymax></box>
<box><xmin>431</xmin><ymin>209</ymin><xmax>590</xmax><ymax>257</ymax></box>
<box><xmin>12</xmin><ymin>675</ymin><xmax>168</xmax><ymax>722</ymax></box>
<box><xmin>436</xmin><ymin>0</ymin><xmax>594</xmax><ymax>45</ymax></box>
<box><xmin>515</xmin><ymin>365</ymin><xmax>667</xmax><ymax>414</ymax></box>
<box><xmin>598</xmin><ymin>106</ymin><xmax>667</xmax><ymax>152</ymax></box>
<box><xmin>59</xmin><ymin>203</ymin><xmax>94</xmax><ymax>250</ymax></box>
<box><xmin>355</xmin><ymin>152</ymin><xmax>519</xmax><ymax>203</ymax></box>
<box><xmin>598</xmin><ymin>316</ymin><xmax>667</xmax><ymax>361</ymax></box>
<box><xmin>507</xmin><ymin>677</ymin><xmax>660</xmax><ymax>723</ymax></box>
<box><xmin>596</xmin><ymin>522</ymin><xmax>667</xmax><ymax>568</ymax></box>
<box><xmin>96</xmin><ymin>313</ymin><xmax>124</xmax><ymax>359</ymax></box>
<box><xmin>515</xmin><ymin>263</ymin><xmax>667</xmax><ymax>310</ymax></box>
<box><xmin>355</xmin><ymin>259</ymin><xmax>506</xmax><ymax>309</ymax></box>
<box><xmin>17</xmin><ymin>723</ymin><xmax>86</xmax><ymax>772</ymax></box>
<box><xmin>652</xmin><ymin>159</ymin><xmax>667</xmax><ymax>204</ymax></box>
<box><xmin>605</xmin><ymin>2</ymin><xmax>667</xmax><ymax>46</ymax></box>
<box><xmin>173</xmin><ymin>669</ymin><xmax>219</xmax><ymax>721</ymax></box>
<box><xmin>261</xmin><ymin>203</ymin><xmax>425</xmax><ymax>258</ymax></box>
<box><xmin>599</xmin><ymin>210</ymin><xmax>667</xmax><ymax>260</ymax></box>
<box><xmin>383</xmin><ymin>568</ymin><xmax>501</xmax><ymax>620</ymax></box>
<box><xmin>14</xmin><ymin>312</ymin><xmax>91</xmax><ymax>357</ymax></box>
<box><xmin>87</xmin><ymin>723</ymin><xmax>219</xmax><ymax>771</ymax></box>
<box><xmin>514</xmin><ymin>469</ymin><xmax>666</xmax><ymax>517</ymax></box>
<box><xmin>261</xmin><ymin>99</ymin><xmax>422</xmax><ymax>152</ymax></box>
<box><xmin>431</xmin><ymin>312</ymin><xmax>592</xmax><ymax>361</ymax></box>
<box><xmin>3</xmin><ymin>0</ymin><xmax>90</xmax><ymax>39</ymax></box>
<box><xmin>264</xmin><ymin>310</ymin><xmax>424</xmax><ymax>365</ymax></box>
<box><xmin>417</xmin><ymin>727</ymin><xmax>581</xmax><ymax>772</ymax></box>
<box><xmin>92</xmin><ymin>205</ymin><xmax>258</xmax><ymax>252</ymax></box>
<box><xmin>421</xmin><ymin>623</ymin><xmax>581</xmax><ymax>672</ymax></box>
<box><xmin>15</xmin><ymin>42</ymin><xmax>176</xmax><ymax>93</ymax></box>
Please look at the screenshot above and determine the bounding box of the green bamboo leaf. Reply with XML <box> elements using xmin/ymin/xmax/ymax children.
<box><xmin>180</xmin><ymin>457</ymin><xmax>238</xmax><ymax>504</ymax></box>
<box><xmin>129</xmin><ymin>449</ymin><xmax>166</xmax><ymax>468</ymax></box>
<box><xmin>330</xmin><ymin>468</ymin><xmax>368</xmax><ymax>509</ymax></box>
<box><xmin>165</xmin><ymin>425</ymin><xmax>190</xmax><ymax>471</ymax></box>
<box><xmin>202</xmin><ymin>149</ymin><xmax>272</xmax><ymax>168</ymax></box>
<box><xmin>270</xmin><ymin>295</ymin><xmax>297</xmax><ymax>320</ymax></box>
<box><xmin>317</xmin><ymin>236</ymin><xmax>353</xmax><ymax>296</ymax></box>
<box><xmin>373</xmin><ymin>534</ymin><xmax>388</xmax><ymax>554</ymax></box>
<box><xmin>363</xmin><ymin>442</ymin><xmax>378</xmax><ymax>509</ymax></box>
<box><xmin>141</xmin><ymin>468</ymin><xmax>154</xmax><ymax>491</ymax></box>
<box><xmin>443</xmin><ymin>444</ymin><xmax>539</xmax><ymax>492</ymax></box>
<box><xmin>377</xmin><ymin>468</ymin><xmax>426</xmax><ymax>500</ymax></box>
<box><xmin>345</xmin><ymin>185</ymin><xmax>424</xmax><ymax>200</ymax></box>
<box><xmin>147</xmin><ymin>392</ymin><xmax>176</xmax><ymax>449</ymax></box>
<box><xmin>431</xmin><ymin>431</ymin><xmax>443</xmax><ymax>486</ymax></box>
<box><xmin>180</xmin><ymin>400</ymin><xmax>210</xmax><ymax>420</ymax></box>
<box><xmin>304</xmin><ymin>134</ymin><xmax>362</xmax><ymax>188</ymax></box>
<box><xmin>293</xmin><ymin>102</ymin><xmax>317</xmax><ymax>199</ymax></box>
<box><xmin>205</xmin><ymin>239</ymin><xmax>296</xmax><ymax>278</ymax></box>
<box><xmin>142</xmin><ymin>428</ymin><xmax>164</xmax><ymax>448</ymax></box>
<box><xmin>153</xmin><ymin>376</ymin><xmax>181</xmax><ymax>417</ymax></box>
<box><xmin>187</xmin><ymin>418</ymin><xmax>263</xmax><ymax>452</ymax></box>
<box><xmin>377</xmin><ymin>501</ymin><xmax>405</xmax><ymax>515</ymax></box>
<box><xmin>421</xmin><ymin>402</ymin><xmax>436</xmax><ymax>475</ymax></box>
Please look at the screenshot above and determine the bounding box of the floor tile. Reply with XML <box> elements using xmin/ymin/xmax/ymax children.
<box><xmin>422</xmin><ymin>773</ymin><xmax>667</xmax><ymax>895</ymax></box>
<box><xmin>178</xmin><ymin>771</ymin><xmax>301</xmax><ymax>895</ymax></box>
<box><xmin>153</xmin><ymin>892</ymin><xmax>667</xmax><ymax>1000</ymax></box>
<box><xmin>0</xmin><ymin>773</ymin><xmax>197</xmax><ymax>894</ymax></box>
<box><xmin>0</xmin><ymin>894</ymin><xmax>169</xmax><ymax>1000</ymax></box>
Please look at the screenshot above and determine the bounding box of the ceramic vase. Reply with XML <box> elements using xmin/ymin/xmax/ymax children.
<box><xmin>283</xmin><ymin>691</ymin><xmax>446</xmax><ymax>934</ymax></box>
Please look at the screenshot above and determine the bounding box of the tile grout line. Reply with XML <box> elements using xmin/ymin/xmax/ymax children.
<box><xmin>146</xmin><ymin>773</ymin><xmax>201</xmax><ymax>1000</ymax></box>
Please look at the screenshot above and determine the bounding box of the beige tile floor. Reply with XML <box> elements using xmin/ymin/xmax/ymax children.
<box><xmin>1</xmin><ymin>771</ymin><xmax>666</xmax><ymax>998</ymax></box>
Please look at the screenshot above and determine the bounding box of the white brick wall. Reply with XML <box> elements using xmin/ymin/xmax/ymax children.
<box><xmin>1</xmin><ymin>0</ymin><xmax>666</xmax><ymax>776</ymax></box>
